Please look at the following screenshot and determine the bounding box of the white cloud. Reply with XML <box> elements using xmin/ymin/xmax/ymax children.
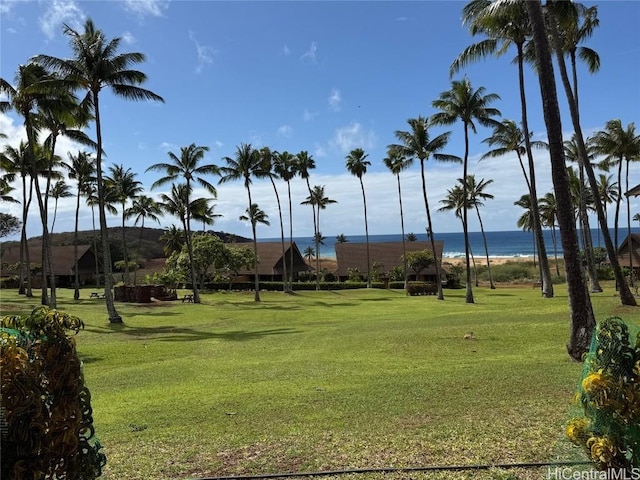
<box><xmin>314</xmin><ymin>143</ymin><xmax>327</xmax><ymax>158</ymax></box>
<box><xmin>0</xmin><ymin>0</ymin><xmax>19</xmax><ymax>15</ymax></box>
<box><xmin>396</xmin><ymin>16</ymin><xmax>408</xmax><ymax>21</ymax></box>
<box><xmin>281</xmin><ymin>45</ymin><xmax>291</xmax><ymax>56</ymax></box>
<box><xmin>121</xmin><ymin>31</ymin><xmax>136</xmax><ymax>45</ymax></box>
<box><xmin>122</xmin><ymin>0</ymin><xmax>169</xmax><ymax>18</ymax></box>
<box><xmin>330</xmin><ymin>123</ymin><xmax>377</xmax><ymax>154</ymax></box>
<box><xmin>159</xmin><ymin>141</ymin><xmax>177</xmax><ymax>151</ymax></box>
<box><xmin>189</xmin><ymin>30</ymin><xmax>214</xmax><ymax>74</ymax></box>
<box><xmin>39</xmin><ymin>0</ymin><xmax>85</xmax><ymax>40</ymax></box>
<box><xmin>214</xmin><ymin>140</ymin><xmax>224</xmax><ymax>149</ymax></box>
<box><xmin>303</xmin><ymin>109</ymin><xmax>318</xmax><ymax>121</ymax></box>
<box><xmin>300</xmin><ymin>41</ymin><xmax>318</xmax><ymax>63</ymax></box>
<box><xmin>328</xmin><ymin>88</ymin><xmax>341</xmax><ymax>112</ymax></box>
<box><xmin>277</xmin><ymin>125</ymin><xmax>293</xmax><ymax>137</ymax></box>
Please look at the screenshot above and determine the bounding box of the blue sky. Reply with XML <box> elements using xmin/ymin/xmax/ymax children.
<box><xmin>1</xmin><ymin>0</ymin><xmax>639</xmax><ymax>242</ymax></box>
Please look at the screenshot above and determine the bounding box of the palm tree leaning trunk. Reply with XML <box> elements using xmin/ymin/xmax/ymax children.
<box><xmin>384</xmin><ymin>148</ymin><xmax>410</xmax><ymax>290</ymax></box>
<box><xmin>259</xmin><ymin>147</ymin><xmax>288</xmax><ymax>293</ymax></box>
<box><xmin>274</xmin><ymin>151</ymin><xmax>297</xmax><ymax>292</ymax></box>
<box><xmin>525</xmin><ymin>0</ymin><xmax>596</xmax><ymax>360</ymax></box>
<box><xmin>539</xmin><ymin>192</ymin><xmax>561</xmax><ymax>276</ymax></box>
<box><xmin>390</xmin><ymin>117</ymin><xmax>459</xmax><ymax>301</ymax></box>
<box><xmin>296</xmin><ymin>151</ymin><xmax>317</xmax><ymax>280</ymax></box>
<box><xmin>452</xmin><ymin>0</ymin><xmax>554</xmax><ymax>298</ymax></box>
<box><xmin>239</xmin><ymin>203</ymin><xmax>270</xmax><ymax>301</ymax></box>
<box><xmin>545</xmin><ymin>3</ymin><xmax>636</xmax><ymax>305</ymax></box>
<box><xmin>302</xmin><ymin>185</ymin><xmax>336</xmax><ymax>291</ymax></box>
<box><xmin>431</xmin><ymin>78</ymin><xmax>501</xmax><ymax>304</ymax></box>
<box><xmin>345</xmin><ymin>148</ymin><xmax>372</xmax><ymax>288</ymax></box>
<box><xmin>467</xmin><ymin>175</ymin><xmax>495</xmax><ymax>289</ymax></box>
<box><xmin>127</xmin><ymin>195</ymin><xmax>162</xmax><ymax>286</ymax></box>
<box><xmin>35</xmin><ymin>18</ymin><xmax>165</xmax><ymax>322</ymax></box>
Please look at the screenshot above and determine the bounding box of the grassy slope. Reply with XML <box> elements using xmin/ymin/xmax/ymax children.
<box><xmin>2</xmin><ymin>284</ymin><xmax>639</xmax><ymax>479</ymax></box>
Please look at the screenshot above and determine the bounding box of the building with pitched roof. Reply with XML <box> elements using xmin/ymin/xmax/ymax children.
<box><xmin>229</xmin><ymin>241</ymin><xmax>310</xmax><ymax>281</ymax></box>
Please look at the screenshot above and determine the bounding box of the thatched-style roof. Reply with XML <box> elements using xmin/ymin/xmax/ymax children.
<box><xmin>617</xmin><ymin>233</ymin><xmax>640</xmax><ymax>269</ymax></box>
<box><xmin>0</xmin><ymin>244</ymin><xmax>98</xmax><ymax>276</ymax></box>
<box><xmin>230</xmin><ymin>242</ymin><xmax>310</xmax><ymax>276</ymax></box>
<box><xmin>334</xmin><ymin>241</ymin><xmax>446</xmax><ymax>277</ymax></box>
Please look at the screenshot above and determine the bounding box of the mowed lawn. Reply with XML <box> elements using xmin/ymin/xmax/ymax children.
<box><xmin>2</xmin><ymin>283</ymin><xmax>639</xmax><ymax>480</ymax></box>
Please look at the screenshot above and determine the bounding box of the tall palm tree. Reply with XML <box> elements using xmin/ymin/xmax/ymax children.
<box><xmin>303</xmin><ymin>246</ymin><xmax>315</xmax><ymax>264</ymax></box>
<box><xmin>596</xmin><ymin>173</ymin><xmax>618</xmax><ymax>244</ymax></box>
<box><xmin>0</xmin><ymin>63</ymin><xmax>70</xmax><ymax>307</ymax></box>
<box><xmin>564</xmin><ymin>135</ymin><xmax>602</xmax><ymax>292</ymax></box>
<box><xmin>345</xmin><ymin>148</ymin><xmax>372</xmax><ymax>288</ymax></box>
<box><xmin>525</xmin><ymin>0</ymin><xmax>598</xmax><ymax>358</ymax></box>
<box><xmin>514</xmin><ymin>194</ymin><xmax>538</xmax><ymax>267</ymax></box>
<box><xmin>539</xmin><ymin>192</ymin><xmax>561</xmax><ymax>276</ymax></box>
<box><xmin>295</xmin><ymin>151</ymin><xmax>317</xmax><ymax>261</ymax></box>
<box><xmin>301</xmin><ymin>185</ymin><xmax>336</xmax><ymax>291</ymax></box>
<box><xmin>389</xmin><ymin>116</ymin><xmax>459</xmax><ymax>300</ymax></box>
<box><xmin>466</xmin><ymin>175</ymin><xmax>496</xmax><ymax>289</ymax></box>
<box><xmin>431</xmin><ymin>78</ymin><xmax>501</xmax><ymax>303</ymax></box>
<box><xmin>3</xmin><ymin>142</ymin><xmax>36</xmax><ymax>296</ymax></box>
<box><xmin>383</xmin><ymin>147</ymin><xmax>411</xmax><ymax>290</ymax></box>
<box><xmin>273</xmin><ymin>151</ymin><xmax>298</xmax><ymax>291</ymax></box>
<box><xmin>48</xmin><ymin>179</ymin><xmax>73</xmax><ymax>234</ymax></box>
<box><xmin>219</xmin><ymin>144</ymin><xmax>264</xmax><ymax>301</ymax></box>
<box><xmin>259</xmin><ymin>146</ymin><xmax>288</xmax><ymax>291</ymax></box>
<box><xmin>126</xmin><ymin>195</ymin><xmax>163</xmax><ymax>285</ymax></box>
<box><xmin>65</xmin><ymin>151</ymin><xmax>95</xmax><ymax>299</ymax></box>
<box><xmin>453</xmin><ymin>0</ymin><xmax>554</xmax><ymax>299</ymax></box>
<box><xmin>161</xmin><ymin>224</ymin><xmax>185</xmax><ymax>257</ymax></box>
<box><xmin>35</xmin><ymin>19</ymin><xmax>165</xmax><ymax>322</ymax></box>
<box><xmin>191</xmin><ymin>197</ymin><xmax>221</xmax><ymax>232</ymax></box>
<box><xmin>105</xmin><ymin>164</ymin><xmax>143</xmax><ymax>285</ymax></box>
<box><xmin>239</xmin><ymin>203</ymin><xmax>270</xmax><ymax>298</ymax></box>
<box><xmin>148</xmin><ymin>143</ymin><xmax>217</xmax><ymax>303</ymax></box>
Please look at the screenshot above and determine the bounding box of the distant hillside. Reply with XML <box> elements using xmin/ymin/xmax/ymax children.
<box><xmin>1</xmin><ymin>228</ymin><xmax>251</xmax><ymax>262</ymax></box>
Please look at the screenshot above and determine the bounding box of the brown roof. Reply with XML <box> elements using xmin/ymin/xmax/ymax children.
<box><xmin>334</xmin><ymin>241</ymin><xmax>446</xmax><ymax>277</ymax></box>
<box><xmin>0</xmin><ymin>244</ymin><xmax>97</xmax><ymax>276</ymax></box>
<box><xmin>230</xmin><ymin>242</ymin><xmax>310</xmax><ymax>276</ymax></box>
<box><xmin>617</xmin><ymin>233</ymin><xmax>640</xmax><ymax>267</ymax></box>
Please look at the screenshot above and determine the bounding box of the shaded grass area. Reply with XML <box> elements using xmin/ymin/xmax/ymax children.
<box><xmin>2</xmin><ymin>283</ymin><xmax>639</xmax><ymax>479</ymax></box>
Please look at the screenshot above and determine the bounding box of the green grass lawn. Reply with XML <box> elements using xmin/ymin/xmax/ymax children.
<box><xmin>2</xmin><ymin>283</ymin><xmax>639</xmax><ymax>480</ymax></box>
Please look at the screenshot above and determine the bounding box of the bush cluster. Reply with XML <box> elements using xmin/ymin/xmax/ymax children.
<box><xmin>406</xmin><ymin>282</ymin><xmax>438</xmax><ymax>296</ymax></box>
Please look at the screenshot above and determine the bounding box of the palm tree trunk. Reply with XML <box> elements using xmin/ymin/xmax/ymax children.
<box><xmin>184</xmin><ymin>188</ymin><xmax>200</xmax><ymax>304</ymax></box>
<box><xmin>122</xmin><ymin>208</ymin><xmax>130</xmax><ymax>284</ymax></box>
<box><xmin>91</xmin><ymin>204</ymin><xmax>100</xmax><ymax>288</ymax></box>
<box><xmin>546</xmin><ymin>2</ymin><xmax>635</xmax><ymax>305</ymax></box>
<box><xmin>287</xmin><ymin>181</ymin><xmax>294</xmax><ymax>291</ymax></box>
<box><xmin>626</xmin><ymin>160</ymin><xmax>634</xmax><ymax>285</ymax></box>
<box><xmin>462</xmin><ymin>125</ymin><xmax>474</xmax><ymax>303</ymax></box>
<box><xmin>246</xmin><ymin>187</ymin><xmax>260</xmax><ymax>302</ymax></box>
<box><xmin>73</xmin><ymin>190</ymin><xmax>81</xmax><ymax>300</ymax></box>
<box><xmin>44</xmin><ymin>134</ymin><xmax>59</xmax><ymax>307</ymax></box>
<box><xmin>93</xmin><ymin>92</ymin><xmax>122</xmax><ymax>323</ymax></box>
<box><xmin>526</xmin><ymin>0</ymin><xmax>596</xmax><ymax>360</ymax></box>
<box><xmin>579</xmin><ymin>165</ymin><xmax>602</xmax><ymax>292</ymax></box>
<box><xmin>614</xmin><ymin>158</ymin><xmax>623</xmax><ymax>250</ymax></box>
<box><xmin>134</xmin><ymin>219</ymin><xmax>145</xmax><ymax>286</ymax></box>
<box><xmin>360</xmin><ymin>178</ymin><xmax>371</xmax><ymax>288</ymax></box>
<box><xmin>551</xmin><ymin>224</ymin><xmax>560</xmax><ymax>276</ymax></box>
<box><xmin>476</xmin><ymin>206</ymin><xmax>495</xmax><ymax>289</ymax></box>
<box><xmin>315</xmin><ymin>208</ymin><xmax>321</xmax><ymax>291</ymax></box>
<box><xmin>21</xmin><ymin>176</ymin><xmax>34</xmax><ymax>297</ymax></box>
<box><xmin>419</xmin><ymin>158</ymin><xmax>444</xmax><ymax>300</ymax></box>
<box><xmin>270</xmin><ymin>178</ymin><xmax>287</xmax><ymax>292</ymax></box>
<box><xmin>397</xmin><ymin>175</ymin><xmax>409</xmax><ymax>291</ymax></box>
<box><xmin>517</xmin><ymin>42</ymin><xmax>554</xmax><ymax>298</ymax></box>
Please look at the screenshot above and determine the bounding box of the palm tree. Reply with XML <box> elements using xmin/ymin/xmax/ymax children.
<box><xmin>126</xmin><ymin>195</ymin><xmax>163</xmax><ymax>285</ymax></box>
<box><xmin>259</xmin><ymin>146</ymin><xmax>288</xmax><ymax>291</ymax></box>
<box><xmin>431</xmin><ymin>78</ymin><xmax>501</xmax><ymax>303</ymax></box>
<box><xmin>148</xmin><ymin>143</ymin><xmax>217</xmax><ymax>303</ymax></box>
<box><xmin>273</xmin><ymin>151</ymin><xmax>298</xmax><ymax>291</ymax></box>
<box><xmin>219</xmin><ymin>144</ymin><xmax>264</xmax><ymax>301</ymax></box>
<box><xmin>406</xmin><ymin>233</ymin><xmax>418</xmax><ymax>242</ymax></box>
<box><xmin>539</xmin><ymin>192</ymin><xmax>560</xmax><ymax>276</ymax></box>
<box><xmin>383</xmin><ymin>147</ymin><xmax>411</xmax><ymax>289</ymax></box>
<box><xmin>335</xmin><ymin>234</ymin><xmax>349</xmax><ymax>244</ymax></box>
<box><xmin>65</xmin><ymin>151</ymin><xmax>95</xmax><ymax>299</ymax></box>
<box><xmin>389</xmin><ymin>116</ymin><xmax>459</xmax><ymax>300</ymax></box>
<box><xmin>453</xmin><ymin>0</ymin><xmax>554</xmax><ymax>300</ymax></box>
<box><xmin>596</xmin><ymin>173</ymin><xmax>618</xmax><ymax>241</ymax></box>
<box><xmin>525</xmin><ymin>0</ymin><xmax>598</xmax><ymax>358</ymax></box>
<box><xmin>0</xmin><ymin>63</ymin><xmax>70</xmax><ymax>307</ymax></box>
<box><xmin>161</xmin><ymin>225</ymin><xmax>185</xmax><ymax>257</ymax></box>
<box><xmin>633</xmin><ymin>213</ymin><xmax>640</xmax><ymax>228</ymax></box>
<box><xmin>191</xmin><ymin>197</ymin><xmax>221</xmax><ymax>232</ymax></box>
<box><xmin>466</xmin><ymin>175</ymin><xmax>496</xmax><ymax>289</ymax></box>
<box><xmin>564</xmin><ymin>136</ymin><xmax>602</xmax><ymax>292</ymax></box>
<box><xmin>301</xmin><ymin>185</ymin><xmax>336</xmax><ymax>291</ymax></box>
<box><xmin>345</xmin><ymin>148</ymin><xmax>372</xmax><ymax>288</ymax></box>
<box><xmin>295</xmin><ymin>151</ymin><xmax>317</xmax><ymax>261</ymax></box>
<box><xmin>514</xmin><ymin>194</ymin><xmax>538</xmax><ymax>267</ymax></box>
<box><xmin>35</xmin><ymin>19</ymin><xmax>165</xmax><ymax>322</ymax></box>
<box><xmin>105</xmin><ymin>164</ymin><xmax>143</xmax><ymax>285</ymax></box>
<box><xmin>239</xmin><ymin>203</ymin><xmax>270</xmax><ymax>300</ymax></box>
<box><xmin>303</xmin><ymin>246</ymin><xmax>315</xmax><ymax>263</ymax></box>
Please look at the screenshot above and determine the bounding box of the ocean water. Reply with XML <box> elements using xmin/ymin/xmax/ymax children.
<box><xmin>262</xmin><ymin>227</ymin><xmax>640</xmax><ymax>259</ymax></box>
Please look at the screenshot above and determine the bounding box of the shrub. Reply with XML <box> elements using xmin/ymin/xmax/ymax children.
<box><xmin>406</xmin><ymin>282</ymin><xmax>438</xmax><ymax>296</ymax></box>
<box><xmin>1</xmin><ymin>307</ymin><xmax>106</xmax><ymax>479</ymax></box>
<box><xmin>0</xmin><ymin>276</ymin><xmax>19</xmax><ymax>289</ymax></box>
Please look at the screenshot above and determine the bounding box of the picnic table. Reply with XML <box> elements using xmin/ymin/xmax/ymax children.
<box><xmin>90</xmin><ymin>292</ymin><xmax>105</xmax><ymax>299</ymax></box>
<box><xmin>182</xmin><ymin>294</ymin><xmax>194</xmax><ymax>303</ymax></box>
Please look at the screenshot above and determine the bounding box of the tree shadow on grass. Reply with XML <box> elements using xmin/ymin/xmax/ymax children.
<box><xmin>85</xmin><ymin>324</ymin><xmax>301</xmax><ymax>342</ymax></box>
